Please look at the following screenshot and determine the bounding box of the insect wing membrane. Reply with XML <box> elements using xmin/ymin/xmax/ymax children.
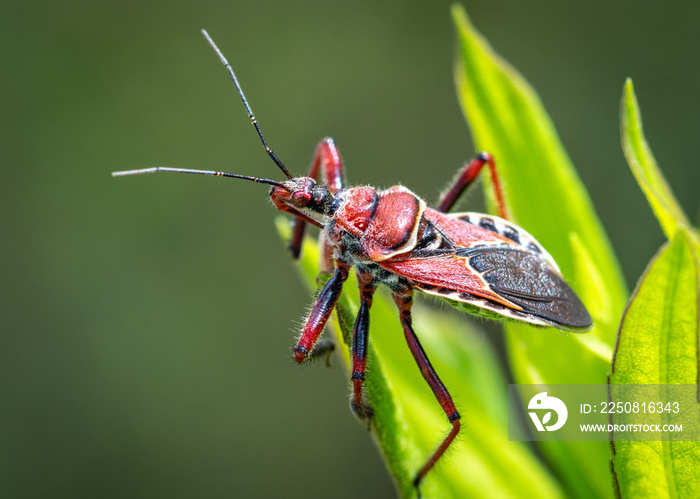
<box><xmin>461</xmin><ymin>244</ymin><xmax>592</xmax><ymax>331</ymax></box>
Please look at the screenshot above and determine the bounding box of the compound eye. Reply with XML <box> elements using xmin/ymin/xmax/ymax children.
<box><xmin>354</xmin><ymin>219</ymin><xmax>369</xmax><ymax>231</ymax></box>
<box><xmin>292</xmin><ymin>190</ymin><xmax>312</xmax><ymax>207</ymax></box>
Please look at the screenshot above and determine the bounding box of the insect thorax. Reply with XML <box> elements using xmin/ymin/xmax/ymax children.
<box><xmin>333</xmin><ymin>230</ymin><xmax>410</xmax><ymax>292</ymax></box>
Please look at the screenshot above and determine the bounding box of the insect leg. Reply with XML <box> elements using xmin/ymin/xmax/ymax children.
<box><xmin>318</xmin><ymin>231</ymin><xmax>335</xmax><ymax>274</ymax></box>
<box><xmin>349</xmin><ymin>271</ymin><xmax>376</xmax><ymax>420</ymax></box>
<box><xmin>436</xmin><ymin>152</ymin><xmax>509</xmax><ymax>219</ymax></box>
<box><xmin>289</xmin><ymin>138</ymin><xmax>346</xmax><ymax>258</ymax></box>
<box><xmin>294</xmin><ymin>261</ymin><xmax>349</xmax><ymax>363</ymax></box>
<box><xmin>315</xmin><ymin>137</ymin><xmax>346</xmax><ymax>195</ymax></box>
<box><xmin>392</xmin><ymin>289</ymin><xmax>461</xmax><ymax>490</ymax></box>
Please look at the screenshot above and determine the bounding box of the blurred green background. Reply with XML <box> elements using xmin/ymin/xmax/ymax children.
<box><xmin>2</xmin><ymin>0</ymin><xmax>699</xmax><ymax>497</ymax></box>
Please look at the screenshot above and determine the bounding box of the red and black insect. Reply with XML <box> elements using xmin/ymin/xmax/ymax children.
<box><xmin>114</xmin><ymin>30</ymin><xmax>592</xmax><ymax>494</ymax></box>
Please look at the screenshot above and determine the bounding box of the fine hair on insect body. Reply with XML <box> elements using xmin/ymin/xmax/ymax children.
<box><xmin>114</xmin><ymin>30</ymin><xmax>592</xmax><ymax>495</ymax></box>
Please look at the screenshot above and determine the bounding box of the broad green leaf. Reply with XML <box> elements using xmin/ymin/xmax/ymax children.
<box><xmin>621</xmin><ymin>79</ymin><xmax>695</xmax><ymax>243</ymax></box>
<box><xmin>452</xmin><ymin>5</ymin><xmax>628</xmax><ymax>497</ymax></box>
<box><xmin>277</xmin><ymin>218</ymin><xmax>564</xmax><ymax>499</ymax></box>
<box><xmin>610</xmin><ymin>230</ymin><xmax>700</xmax><ymax>498</ymax></box>
<box><xmin>614</xmin><ymin>76</ymin><xmax>700</xmax><ymax>498</ymax></box>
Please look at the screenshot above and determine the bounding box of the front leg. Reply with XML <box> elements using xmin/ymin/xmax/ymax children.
<box><xmin>289</xmin><ymin>138</ymin><xmax>346</xmax><ymax>258</ymax></box>
<box><xmin>436</xmin><ymin>152</ymin><xmax>509</xmax><ymax>220</ymax></box>
<box><xmin>294</xmin><ymin>261</ymin><xmax>349</xmax><ymax>363</ymax></box>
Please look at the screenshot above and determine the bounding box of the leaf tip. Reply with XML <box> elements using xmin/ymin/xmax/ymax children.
<box><xmin>624</xmin><ymin>77</ymin><xmax>634</xmax><ymax>91</ymax></box>
<box><xmin>450</xmin><ymin>2</ymin><xmax>468</xmax><ymax>23</ymax></box>
<box><xmin>621</xmin><ymin>78</ymin><xmax>639</xmax><ymax>127</ymax></box>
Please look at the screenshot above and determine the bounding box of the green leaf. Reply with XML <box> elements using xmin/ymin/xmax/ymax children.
<box><xmin>277</xmin><ymin>218</ymin><xmax>564</xmax><ymax>499</ymax></box>
<box><xmin>610</xmin><ymin>230</ymin><xmax>700</xmax><ymax>497</ymax></box>
<box><xmin>621</xmin><ymin>79</ymin><xmax>700</xmax><ymax>264</ymax></box>
<box><xmin>621</xmin><ymin>79</ymin><xmax>695</xmax><ymax>242</ymax></box>
<box><xmin>451</xmin><ymin>5</ymin><xmax>628</xmax><ymax>497</ymax></box>
<box><xmin>613</xmin><ymin>74</ymin><xmax>700</xmax><ymax>498</ymax></box>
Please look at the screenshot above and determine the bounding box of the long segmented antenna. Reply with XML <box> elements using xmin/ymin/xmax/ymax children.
<box><xmin>113</xmin><ymin>30</ymin><xmax>294</xmax><ymax>185</ymax></box>
<box><xmin>112</xmin><ymin>167</ymin><xmax>285</xmax><ymax>188</ymax></box>
<box><xmin>201</xmin><ymin>29</ymin><xmax>293</xmax><ymax>180</ymax></box>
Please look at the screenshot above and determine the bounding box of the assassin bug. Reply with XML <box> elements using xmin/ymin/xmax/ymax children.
<box><xmin>114</xmin><ymin>30</ymin><xmax>592</xmax><ymax>494</ymax></box>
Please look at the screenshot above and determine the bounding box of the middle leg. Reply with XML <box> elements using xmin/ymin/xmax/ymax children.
<box><xmin>349</xmin><ymin>271</ymin><xmax>376</xmax><ymax>420</ymax></box>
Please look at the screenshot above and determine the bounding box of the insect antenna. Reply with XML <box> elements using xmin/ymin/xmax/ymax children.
<box><xmin>201</xmin><ymin>29</ymin><xmax>293</xmax><ymax>180</ymax></box>
<box><xmin>113</xmin><ymin>30</ymin><xmax>294</xmax><ymax>187</ymax></box>
<box><xmin>112</xmin><ymin>167</ymin><xmax>285</xmax><ymax>188</ymax></box>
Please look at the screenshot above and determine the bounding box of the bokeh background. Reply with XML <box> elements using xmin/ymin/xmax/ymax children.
<box><xmin>2</xmin><ymin>1</ymin><xmax>699</xmax><ymax>497</ymax></box>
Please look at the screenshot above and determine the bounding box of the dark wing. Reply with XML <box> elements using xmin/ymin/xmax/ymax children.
<box><xmin>462</xmin><ymin>245</ymin><xmax>592</xmax><ymax>331</ymax></box>
<box><xmin>380</xmin><ymin>243</ymin><xmax>592</xmax><ymax>332</ymax></box>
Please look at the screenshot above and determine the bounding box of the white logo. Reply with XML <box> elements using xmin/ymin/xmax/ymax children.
<box><xmin>528</xmin><ymin>392</ymin><xmax>568</xmax><ymax>431</ymax></box>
